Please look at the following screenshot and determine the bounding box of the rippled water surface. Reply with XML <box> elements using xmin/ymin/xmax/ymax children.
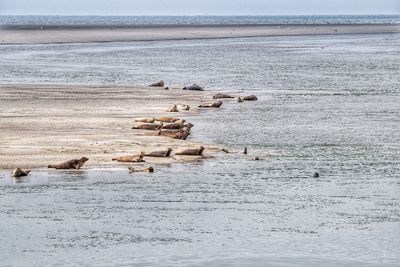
<box><xmin>0</xmin><ymin>34</ymin><xmax>400</xmax><ymax>266</ymax></box>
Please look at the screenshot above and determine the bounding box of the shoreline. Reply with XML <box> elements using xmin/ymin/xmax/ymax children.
<box><xmin>0</xmin><ymin>84</ymin><xmax>237</xmax><ymax>170</ymax></box>
<box><xmin>0</xmin><ymin>24</ymin><xmax>398</xmax><ymax>44</ymax></box>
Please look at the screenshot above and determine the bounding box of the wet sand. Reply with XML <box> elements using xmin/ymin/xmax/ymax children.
<box><xmin>0</xmin><ymin>24</ymin><xmax>399</xmax><ymax>44</ymax></box>
<box><xmin>0</xmin><ymin>84</ymin><xmax>229</xmax><ymax>169</ymax></box>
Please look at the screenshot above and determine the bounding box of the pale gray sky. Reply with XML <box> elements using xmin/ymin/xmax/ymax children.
<box><xmin>0</xmin><ymin>0</ymin><xmax>399</xmax><ymax>15</ymax></box>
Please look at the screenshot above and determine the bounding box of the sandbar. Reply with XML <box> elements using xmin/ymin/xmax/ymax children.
<box><xmin>0</xmin><ymin>84</ymin><xmax>226</xmax><ymax>169</ymax></box>
<box><xmin>0</xmin><ymin>24</ymin><xmax>399</xmax><ymax>44</ymax></box>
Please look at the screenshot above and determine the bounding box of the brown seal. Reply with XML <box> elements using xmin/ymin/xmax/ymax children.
<box><xmin>11</xmin><ymin>168</ymin><xmax>31</xmax><ymax>178</ymax></box>
<box><xmin>135</xmin><ymin>117</ymin><xmax>156</xmax><ymax>123</ymax></box>
<box><xmin>243</xmin><ymin>95</ymin><xmax>258</xmax><ymax>101</ymax></box>
<box><xmin>143</xmin><ymin>148</ymin><xmax>172</xmax><ymax>157</ymax></box>
<box><xmin>213</xmin><ymin>93</ymin><xmax>234</xmax><ymax>99</ymax></box>
<box><xmin>48</xmin><ymin>157</ymin><xmax>89</xmax><ymax>170</ymax></box>
<box><xmin>132</xmin><ymin>122</ymin><xmax>162</xmax><ymax>130</ymax></box>
<box><xmin>198</xmin><ymin>101</ymin><xmax>223</xmax><ymax>108</ymax></box>
<box><xmin>237</xmin><ymin>97</ymin><xmax>244</xmax><ymax>102</ymax></box>
<box><xmin>162</xmin><ymin>119</ymin><xmax>185</xmax><ymax>130</ymax></box>
<box><xmin>175</xmin><ymin>146</ymin><xmax>205</xmax><ymax>156</ymax></box>
<box><xmin>158</xmin><ymin>127</ymin><xmax>191</xmax><ymax>140</ymax></box>
<box><xmin>149</xmin><ymin>80</ymin><xmax>164</xmax><ymax>87</ymax></box>
<box><xmin>129</xmin><ymin>166</ymin><xmax>154</xmax><ymax>173</ymax></box>
<box><xmin>112</xmin><ymin>153</ymin><xmax>145</xmax><ymax>163</ymax></box>
<box><xmin>156</xmin><ymin>117</ymin><xmax>179</xmax><ymax>123</ymax></box>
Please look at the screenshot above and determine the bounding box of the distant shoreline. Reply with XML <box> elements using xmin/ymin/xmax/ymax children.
<box><xmin>0</xmin><ymin>24</ymin><xmax>399</xmax><ymax>44</ymax></box>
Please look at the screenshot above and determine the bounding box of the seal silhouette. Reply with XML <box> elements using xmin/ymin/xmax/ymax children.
<box><xmin>112</xmin><ymin>153</ymin><xmax>145</xmax><ymax>163</ymax></box>
<box><xmin>182</xmin><ymin>84</ymin><xmax>204</xmax><ymax>91</ymax></box>
<box><xmin>129</xmin><ymin>166</ymin><xmax>154</xmax><ymax>173</ymax></box>
<box><xmin>175</xmin><ymin>146</ymin><xmax>205</xmax><ymax>156</ymax></box>
<box><xmin>143</xmin><ymin>148</ymin><xmax>172</xmax><ymax>157</ymax></box>
<box><xmin>11</xmin><ymin>168</ymin><xmax>31</xmax><ymax>178</ymax></box>
<box><xmin>198</xmin><ymin>101</ymin><xmax>223</xmax><ymax>108</ymax></box>
<box><xmin>149</xmin><ymin>80</ymin><xmax>164</xmax><ymax>87</ymax></box>
<box><xmin>48</xmin><ymin>157</ymin><xmax>89</xmax><ymax>170</ymax></box>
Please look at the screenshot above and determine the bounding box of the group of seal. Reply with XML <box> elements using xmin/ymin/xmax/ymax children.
<box><xmin>133</xmin><ymin>116</ymin><xmax>193</xmax><ymax>140</ymax></box>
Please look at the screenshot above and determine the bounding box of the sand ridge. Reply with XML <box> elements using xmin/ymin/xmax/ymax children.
<box><xmin>0</xmin><ymin>84</ymin><xmax>236</xmax><ymax>169</ymax></box>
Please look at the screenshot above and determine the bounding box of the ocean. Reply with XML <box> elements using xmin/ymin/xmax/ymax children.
<box><xmin>0</xmin><ymin>15</ymin><xmax>400</xmax><ymax>26</ymax></box>
<box><xmin>0</xmin><ymin>17</ymin><xmax>399</xmax><ymax>266</ymax></box>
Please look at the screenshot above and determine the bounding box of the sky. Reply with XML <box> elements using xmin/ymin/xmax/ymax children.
<box><xmin>0</xmin><ymin>0</ymin><xmax>399</xmax><ymax>16</ymax></box>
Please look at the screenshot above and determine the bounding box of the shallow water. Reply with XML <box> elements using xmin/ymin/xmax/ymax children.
<box><xmin>0</xmin><ymin>34</ymin><xmax>400</xmax><ymax>266</ymax></box>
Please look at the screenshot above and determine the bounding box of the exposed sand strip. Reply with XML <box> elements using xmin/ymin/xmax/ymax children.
<box><xmin>0</xmin><ymin>84</ymin><xmax>228</xmax><ymax>169</ymax></box>
<box><xmin>0</xmin><ymin>24</ymin><xmax>398</xmax><ymax>44</ymax></box>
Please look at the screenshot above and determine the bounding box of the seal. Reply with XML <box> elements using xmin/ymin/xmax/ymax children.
<box><xmin>237</xmin><ymin>97</ymin><xmax>243</xmax><ymax>102</ymax></box>
<box><xmin>243</xmin><ymin>95</ymin><xmax>258</xmax><ymax>101</ymax></box>
<box><xmin>112</xmin><ymin>153</ymin><xmax>145</xmax><ymax>163</ymax></box>
<box><xmin>313</xmin><ymin>172</ymin><xmax>320</xmax><ymax>178</ymax></box>
<box><xmin>143</xmin><ymin>148</ymin><xmax>172</xmax><ymax>157</ymax></box>
<box><xmin>156</xmin><ymin>117</ymin><xmax>179</xmax><ymax>123</ymax></box>
<box><xmin>213</xmin><ymin>93</ymin><xmax>234</xmax><ymax>99</ymax></box>
<box><xmin>175</xmin><ymin>146</ymin><xmax>205</xmax><ymax>156</ymax></box>
<box><xmin>132</xmin><ymin>122</ymin><xmax>162</xmax><ymax>131</ymax></box>
<box><xmin>182</xmin><ymin>84</ymin><xmax>204</xmax><ymax>91</ymax></box>
<box><xmin>177</xmin><ymin>104</ymin><xmax>190</xmax><ymax>111</ymax></box>
<box><xmin>167</xmin><ymin>104</ymin><xmax>178</xmax><ymax>112</ymax></box>
<box><xmin>149</xmin><ymin>80</ymin><xmax>164</xmax><ymax>87</ymax></box>
<box><xmin>129</xmin><ymin>166</ymin><xmax>154</xmax><ymax>173</ymax></box>
<box><xmin>162</xmin><ymin>119</ymin><xmax>185</xmax><ymax>130</ymax></box>
<box><xmin>48</xmin><ymin>157</ymin><xmax>89</xmax><ymax>170</ymax></box>
<box><xmin>135</xmin><ymin>117</ymin><xmax>156</xmax><ymax>123</ymax></box>
<box><xmin>242</xmin><ymin>147</ymin><xmax>248</xmax><ymax>154</ymax></box>
<box><xmin>198</xmin><ymin>101</ymin><xmax>223</xmax><ymax>108</ymax></box>
<box><xmin>11</xmin><ymin>168</ymin><xmax>31</xmax><ymax>178</ymax></box>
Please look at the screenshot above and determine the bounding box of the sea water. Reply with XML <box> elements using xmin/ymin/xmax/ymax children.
<box><xmin>0</xmin><ymin>32</ymin><xmax>399</xmax><ymax>266</ymax></box>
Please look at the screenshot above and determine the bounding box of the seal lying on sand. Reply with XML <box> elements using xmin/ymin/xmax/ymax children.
<box><xmin>143</xmin><ymin>148</ymin><xmax>172</xmax><ymax>157</ymax></box>
<box><xmin>213</xmin><ymin>93</ymin><xmax>234</xmax><ymax>99</ymax></box>
<box><xmin>167</xmin><ymin>104</ymin><xmax>178</xmax><ymax>112</ymax></box>
<box><xmin>182</xmin><ymin>84</ymin><xmax>204</xmax><ymax>91</ymax></box>
<box><xmin>175</xmin><ymin>146</ymin><xmax>205</xmax><ymax>156</ymax></box>
<box><xmin>48</xmin><ymin>157</ymin><xmax>89</xmax><ymax>170</ymax></box>
<box><xmin>158</xmin><ymin>127</ymin><xmax>191</xmax><ymax>140</ymax></box>
<box><xmin>112</xmin><ymin>153</ymin><xmax>145</xmax><ymax>163</ymax></box>
<box><xmin>132</xmin><ymin>122</ymin><xmax>162</xmax><ymax>130</ymax></box>
<box><xmin>177</xmin><ymin>104</ymin><xmax>190</xmax><ymax>111</ymax></box>
<box><xmin>162</xmin><ymin>119</ymin><xmax>185</xmax><ymax>129</ymax></box>
<box><xmin>129</xmin><ymin>166</ymin><xmax>154</xmax><ymax>173</ymax></box>
<box><xmin>11</xmin><ymin>168</ymin><xmax>31</xmax><ymax>178</ymax></box>
<box><xmin>149</xmin><ymin>80</ymin><xmax>164</xmax><ymax>87</ymax></box>
<box><xmin>198</xmin><ymin>101</ymin><xmax>223</xmax><ymax>108</ymax></box>
<box><xmin>243</xmin><ymin>95</ymin><xmax>258</xmax><ymax>101</ymax></box>
<box><xmin>156</xmin><ymin>117</ymin><xmax>179</xmax><ymax>123</ymax></box>
<box><xmin>135</xmin><ymin>117</ymin><xmax>156</xmax><ymax>123</ymax></box>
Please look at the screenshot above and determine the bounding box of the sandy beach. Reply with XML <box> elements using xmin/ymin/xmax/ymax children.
<box><xmin>1</xmin><ymin>24</ymin><xmax>399</xmax><ymax>44</ymax></box>
<box><xmin>0</xmin><ymin>84</ymin><xmax>232</xmax><ymax>169</ymax></box>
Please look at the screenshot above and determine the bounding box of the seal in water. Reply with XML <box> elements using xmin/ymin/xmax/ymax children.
<box><xmin>175</xmin><ymin>146</ymin><xmax>205</xmax><ymax>156</ymax></box>
<box><xmin>243</xmin><ymin>95</ymin><xmax>258</xmax><ymax>101</ymax></box>
<box><xmin>198</xmin><ymin>101</ymin><xmax>223</xmax><ymax>108</ymax></box>
<box><xmin>156</xmin><ymin>117</ymin><xmax>179</xmax><ymax>123</ymax></box>
<box><xmin>313</xmin><ymin>172</ymin><xmax>320</xmax><ymax>178</ymax></box>
<box><xmin>132</xmin><ymin>122</ymin><xmax>163</xmax><ymax>131</ymax></box>
<box><xmin>213</xmin><ymin>93</ymin><xmax>234</xmax><ymax>99</ymax></box>
<box><xmin>129</xmin><ymin>166</ymin><xmax>154</xmax><ymax>173</ymax></box>
<box><xmin>143</xmin><ymin>148</ymin><xmax>172</xmax><ymax>157</ymax></box>
<box><xmin>149</xmin><ymin>80</ymin><xmax>164</xmax><ymax>87</ymax></box>
<box><xmin>167</xmin><ymin>104</ymin><xmax>178</xmax><ymax>112</ymax></box>
<box><xmin>242</xmin><ymin>147</ymin><xmax>248</xmax><ymax>154</ymax></box>
<box><xmin>11</xmin><ymin>168</ymin><xmax>31</xmax><ymax>178</ymax></box>
<box><xmin>182</xmin><ymin>84</ymin><xmax>204</xmax><ymax>91</ymax></box>
<box><xmin>48</xmin><ymin>157</ymin><xmax>89</xmax><ymax>170</ymax></box>
<box><xmin>135</xmin><ymin>117</ymin><xmax>156</xmax><ymax>123</ymax></box>
<box><xmin>237</xmin><ymin>97</ymin><xmax>244</xmax><ymax>102</ymax></box>
<box><xmin>112</xmin><ymin>153</ymin><xmax>145</xmax><ymax>163</ymax></box>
